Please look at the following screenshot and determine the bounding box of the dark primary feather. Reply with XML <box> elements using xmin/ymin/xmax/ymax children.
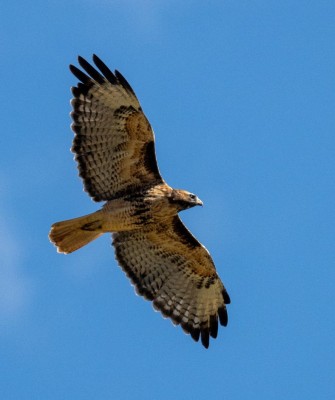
<box><xmin>92</xmin><ymin>54</ymin><xmax>118</xmax><ymax>84</ymax></box>
<box><xmin>69</xmin><ymin>64</ymin><xmax>91</xmax><ymax>85</ymax></box>
<box><xmin>78</xmin><ymin>56</ymin><xmax>105</xmax><ymax>84</ymax></box>
<box><xmin>114</xmin><ymin>70</ymin><xmax>137</xmax><ymax>96</ymax></box>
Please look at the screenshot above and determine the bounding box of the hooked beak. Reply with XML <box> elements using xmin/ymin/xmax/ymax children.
<box><xmin>196</xmin><ymin>197</ymin><xmax>203</xmax><ymax>207</ymax></box>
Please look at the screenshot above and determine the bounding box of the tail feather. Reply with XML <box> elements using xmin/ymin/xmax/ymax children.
<box><xmin>49</xmin><ymin>211</ymin><xmax>104</xmax><ymax>254</ymax></box>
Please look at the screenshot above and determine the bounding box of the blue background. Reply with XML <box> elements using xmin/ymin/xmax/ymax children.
<box><xmin>1</xmin><ymin>1</ymin><xmax>334</xmax><ymax>399</ymax></box>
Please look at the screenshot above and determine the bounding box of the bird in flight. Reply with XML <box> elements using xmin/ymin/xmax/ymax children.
<box><xmin>49</xmin><ymin>55</ymin><xmax>230</xmax><ymax>348</ymax></box>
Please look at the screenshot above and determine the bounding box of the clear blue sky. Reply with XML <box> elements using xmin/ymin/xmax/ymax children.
<box><xmin>1</xmin><ymin>1</ymin><xmax>334</xmax><ymax>399</ymax></box>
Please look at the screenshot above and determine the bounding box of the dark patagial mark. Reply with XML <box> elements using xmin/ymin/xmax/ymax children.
<box><xmin>142</xmin><ymin>141</ymin><xmax>162</xmax><ymax>180</ymax></box>
<box><xmin>115</xmin><ymin>70</ymin><xmax>137</xmax><ymax>96</ymax></box>
<box><xmin>172</xmin><ymin>216</ymin><xmax>200</xmax><ymax>249</ymax></box>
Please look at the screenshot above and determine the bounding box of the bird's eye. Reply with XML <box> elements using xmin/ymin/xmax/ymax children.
<box><xmin>189</xmin><ymin>194</ymin><xmax>196</xmax><ymax>200</ymax></box>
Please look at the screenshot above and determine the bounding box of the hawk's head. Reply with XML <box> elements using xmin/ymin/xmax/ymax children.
<box><xmin>169</xmin><ymin>189</ymin><xmax>203</xmax><ymax>211</ymax></box>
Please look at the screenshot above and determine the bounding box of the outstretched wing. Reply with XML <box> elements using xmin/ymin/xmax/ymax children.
<box><xmin>70</xmin><ymin>55</ymin><xmax>164</xmax><ymax>201</ymax></box>
<box><xmin>112</xmin><ymin>216</ymin><xmax>230</xmax><ymax>348</ymax></box>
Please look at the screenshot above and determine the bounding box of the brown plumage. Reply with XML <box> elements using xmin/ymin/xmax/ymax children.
<box><xmin>49</xmin><ymin>55</ymin><xmax>230</xmax><ymax>348</ymax></box>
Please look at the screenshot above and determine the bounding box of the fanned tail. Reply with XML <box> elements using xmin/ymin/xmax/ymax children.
<box><xmin>49</xmin><ymin>211</ymin><xmax>104</xmax><ymax>254</ymax></box>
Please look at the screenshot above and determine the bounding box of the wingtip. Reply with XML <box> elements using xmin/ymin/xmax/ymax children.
<box><xmin>210</xmin><ymin>314</ymin><xmax>218</xmax><ymax>338</ymax></box>
<box><xmin>92</xmin><ymin>53</ymin><xmax>100</xmax><ymax>63</ymax></box>
<box><xmin>201</xmin><ymin>328</ymin><xmax>210</xmax><ymax>349</ymax></box>
<box><xmin>218</xmin><ymin>306</ymin><xmax>228</xmax><ymax>327</ymax></box>
<box><xmin>223</xmin><ymin>289</ymin><xmax>231</xmax><ymax>305</ymax></box>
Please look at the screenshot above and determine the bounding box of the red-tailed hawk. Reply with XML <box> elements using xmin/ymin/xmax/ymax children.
<box><xmin>49</xmin><ymin>55</ymin><xmax>230</xmax><ymax>348</ymax></box>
